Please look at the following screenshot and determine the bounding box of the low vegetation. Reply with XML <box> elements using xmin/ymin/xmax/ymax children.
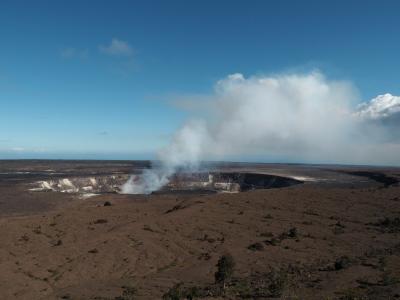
<box><xmin>214</xmin><ymin>254</ymin><xmax>235</xmax><ymax>287</ymax></box>
<box><xmin>334</xmin><ymin>256</ymin><xmax>351</xmax><ymax>270</ymax></box>
<box><xmin>115</xmin><ymin>285</ymin><xmax>137</xmax><ymax>300</ymax></box>
<box><xmin>337</xmin><ymin>288</ymin><xmax>369</xmax><ymax>300</ymax></box>
<box><xmin>162</xmin><ymin>283</ymin><xmax>206</xmax><ymax>300</ymax></box>
<box><xmin>372</xmin><ymin>217</ymin><xmax>400</xmax><ymax>233</ymax></box>
<box><xmin>262</xmin><ymin>227</ymin><xmax>300</xmax><ymax>247</ymax></box>
<box><xmin>247</xmin><ymin>242</ymin><xmax>264</xmax><ymax>251</ymax></box>
<box><xmin>162</xmin><ymin>253</ymin><xmax>292</xmax><ymax>299</ymax></box>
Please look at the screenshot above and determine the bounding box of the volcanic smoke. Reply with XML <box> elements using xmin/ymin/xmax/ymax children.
<box><xmin>121</xmin><ymin>71</ymin><xmax>400</xmax><ymax>194</ymax></box>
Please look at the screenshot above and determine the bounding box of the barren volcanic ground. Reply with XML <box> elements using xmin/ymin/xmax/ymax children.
<box><xmin>0</xmin><ymin>160</ymin><xmax>400</xmax><ymax>300</ymax></box>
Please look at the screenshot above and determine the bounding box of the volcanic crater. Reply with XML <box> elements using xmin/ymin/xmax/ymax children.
<box><xmin>29</xmin><ymin>172</ymin><xmax>303</xmax><ymax>196</ymax></box>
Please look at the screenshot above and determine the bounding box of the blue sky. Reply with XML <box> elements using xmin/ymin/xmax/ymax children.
<box><xmin>1</xmin><ymin>0</ymin><xmax>399</xmax><ymax>160</ymax></box>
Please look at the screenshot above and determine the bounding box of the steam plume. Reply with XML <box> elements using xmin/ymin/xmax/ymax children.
<box><xmin>121</xmin><ymin>71</ymin><xmax>400</xmax><ymax>194</ymax></box>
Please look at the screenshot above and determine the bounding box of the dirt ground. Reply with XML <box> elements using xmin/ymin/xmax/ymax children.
<box><xmin>0</xmin><ymin>161</ymin><xmax>399</xmax><ymax>299</ymax></box>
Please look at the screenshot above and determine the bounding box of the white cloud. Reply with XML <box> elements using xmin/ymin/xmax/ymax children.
<box><xmin>11</xmin><ymin>147</ymin><xmax>25</xmax><ymax>152</ymax></box>
<box><xmin>99</xmin><ymin>38</ymin><xmax>133</xmax><ymax>56</ymax></box>
<box><xmin>356</xmin><ymin>93</ymin><xmax>400</xmax><ymax>120</ymax></box>
<box><xmin>61</xmin><ymin>47</ymin><xmax>89</xmax><ymax>59</ymax></box>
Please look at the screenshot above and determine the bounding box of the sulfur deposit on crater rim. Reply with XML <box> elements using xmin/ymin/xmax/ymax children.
<box><xmin>29</xmin><ymin>175</ymin><xmax>129</xmax><ymax>195</ymax></box>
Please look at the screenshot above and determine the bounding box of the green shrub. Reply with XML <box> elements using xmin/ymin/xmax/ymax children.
<box><xmin>247</xmin><ymin>242</ymin><xmax>264</xmax><ymax>251</ymax></box>
<box><xmin>214</xmin><ymin>254</ymin><xmax>235</xmax><ymax>286</ymax></box>
<box><xmin>162</xmin><ymin>283</ymin><xmax>184</xmax><ymax>300</ymax></box>
<box><xmin>267</xmin><ymin>269</ymin><xmax>287</xmax><ymax>297</ymax></box>
<box><xmin>334</xmin><ymin>256</ymin><xmax>351</xmax><ymax>270</ymax></box>
<box><xmin>162</xmin><ymin>283</ymin><xmax>203</xmax><ymax>300</ymax></box>
<box><xmin>115</xmin><ymin>285</ymin><xmax>137</xmax><ymax>300</ymax></box>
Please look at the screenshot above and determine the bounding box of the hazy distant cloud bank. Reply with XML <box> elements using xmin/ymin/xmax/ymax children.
<box><xmin>11</xmin><ymin>147</ymin><xmax>25</xmax><ymax>152</ymax></box>
<box><xmin>99</xmin><ymin>38</ymin><xmax>133</xmax><ymax>56</ymax></box>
